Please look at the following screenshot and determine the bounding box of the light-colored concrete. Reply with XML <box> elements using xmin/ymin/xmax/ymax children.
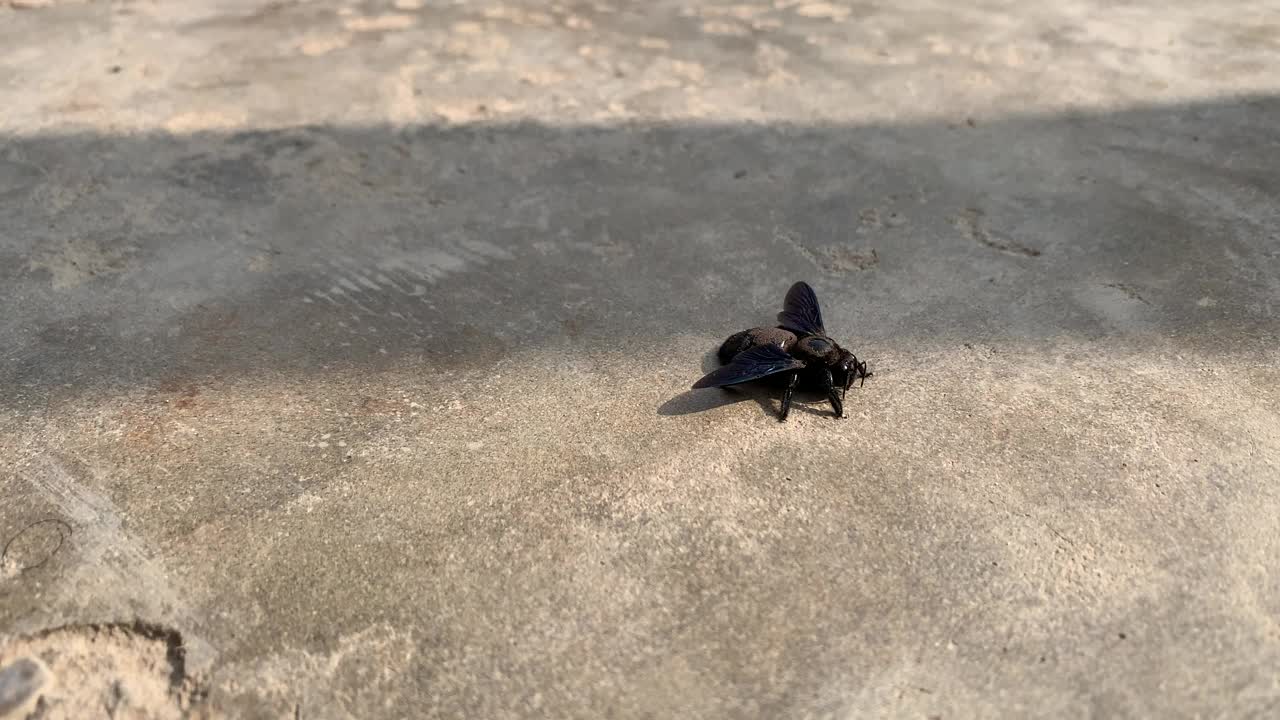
<box><xmin>2</xmin><ymin>1</ymin><xmax>1279</xmax><ymax>717</ymax></box>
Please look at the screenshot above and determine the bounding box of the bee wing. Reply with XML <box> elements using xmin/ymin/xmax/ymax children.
<box><xmin>692</xmin><ymin>344</ymin><xmax>805</xmax><ymax>389</ymax></box>
<box><xmin>777</xmin><ymin>281</ymin><xmax>826</xmax><ymax>335</ymax></box>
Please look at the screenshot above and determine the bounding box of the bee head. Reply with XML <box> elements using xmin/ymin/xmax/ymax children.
<box><xmin>835</xmin><ymin>351</ymin><xmax>870</xmax><ymax>392</ymax></box>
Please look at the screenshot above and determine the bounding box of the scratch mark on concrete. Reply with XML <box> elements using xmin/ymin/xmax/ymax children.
<box><xmin>20</xmin><ymin>455</ymin><xmax>215</xmax><ymax>670</ymax></box>
<box><xmin>951</xmin><ymin>208</ymin><xmax>1041</xmax><ymax>257</ymax></box>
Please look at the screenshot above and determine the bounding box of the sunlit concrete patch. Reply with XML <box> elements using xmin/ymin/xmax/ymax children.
<box><xmin>1</xmin><ymin>339</ymin><xmax>1277</xmax><ymax>716</ymax></box>
<box><xmin>0</xmin><ymin>1</ymin><xmax>1279</xmax><ymax>132</ymax></box>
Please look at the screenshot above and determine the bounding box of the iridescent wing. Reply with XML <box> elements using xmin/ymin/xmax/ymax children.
<box><xmin>777</xmin><ymin>281</ymin><xmax>826</xmax><ymax>335</ymax></box>
<box><xmin>692</xmin><ymin>344</ymin><xmax>805</xmax><ymax>389</ymax></box>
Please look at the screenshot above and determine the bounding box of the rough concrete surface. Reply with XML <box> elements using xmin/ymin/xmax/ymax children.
<box><xmin>1</xmin><ymin>0</ymin><xmax>1279</xmax><ymax>717</ymax></box>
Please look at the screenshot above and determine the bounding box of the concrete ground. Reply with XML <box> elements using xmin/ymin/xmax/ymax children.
<box><xmin>2</xmin><ymin>0</ymin><xmax>1279</xmax><ymax>717</ymax></box>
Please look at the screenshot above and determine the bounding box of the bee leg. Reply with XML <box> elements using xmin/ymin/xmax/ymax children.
<box><xmin>822</xmin><ymin>368</ymin><xmax>844</xmax><ymax>418</ymax></box>
<box><xmin>779</xmin><ymin>371</ymin><xmax>800</xmax><ymax>422</ymax></box>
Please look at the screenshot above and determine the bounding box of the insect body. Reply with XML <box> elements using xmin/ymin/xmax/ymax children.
<box><xmin>692</xmin><ymin>281</ymin><xmax>871</xmax><ymax>421</ymax></box>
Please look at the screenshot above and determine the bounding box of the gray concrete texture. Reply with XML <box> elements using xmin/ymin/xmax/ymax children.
<box><xmin>1</xmin><ymin>0</ymin><xmax>1279</xmax><ymax>717</ymax></box>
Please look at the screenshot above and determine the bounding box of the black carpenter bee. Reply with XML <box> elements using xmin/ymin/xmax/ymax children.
<box><xmin>692</xmin><ymin>281</ymin><xmax>872</xmax><ymax>421</ymax></box>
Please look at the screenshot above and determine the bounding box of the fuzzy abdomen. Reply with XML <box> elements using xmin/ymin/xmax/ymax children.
<box><xmin>717</xmin><ymin>327</ymin><xmax>799</xmax><ymax>364</ymax></box>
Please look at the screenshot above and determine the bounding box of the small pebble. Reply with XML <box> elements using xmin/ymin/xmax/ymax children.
<box><xmin>0</xmin><ymin>657</ymin><xmax>50</xmax><ymax>717</ymax></box>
